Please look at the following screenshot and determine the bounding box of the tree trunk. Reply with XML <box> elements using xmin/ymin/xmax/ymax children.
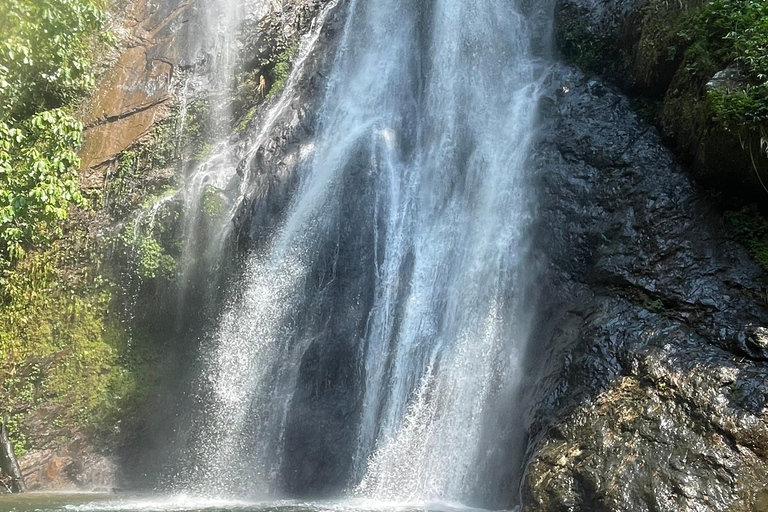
<box><xmin>0</xmin><ymin>423</ymin><xmax>26</xmax><ymax>493</ymax></box>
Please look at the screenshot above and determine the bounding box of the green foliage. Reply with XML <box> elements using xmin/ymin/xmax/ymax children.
<box><xmin>647</xmin><ymin>299</ymin><xmax>665</xmax><ymax>312</ymax></box>
<box><xmin>139</xmin><ymin>186</ymin><xmax>176</xmax><ymax>210</ymax></box>
<box><xmin>0</xmin><ymin>111</ymin><xmax>87</xmax><ymax>264</ymax></box>
<box><xmin>725</xmin><ymin>205</ymin><xmax>768</xmax><ymax>271</ymax></box>
<box><xmin>104</xmin><ymin>102</ymin><xmax>210</xmax><ymax>287</ymax></box>
<box><xmin>266</xmin><ymin>44</ymin><xmax>297</xmax><ymax>99</ymax></box>
<box><xmin>697</xmin><ymin>0</ymin><xmax>768</xmax><ymax>132</ymax></box>
<box><xmin>234</xmin><ymin>105</ymin><xmax>258</xmax><ymax>133</ymax></box>
<box><xmin>559</xmin><ymin>0</ymin><xmax>768</xmax><ymax>136</ymax></box>
<box><xmin>0</xmin><ymin>242</ymin><xmax>149</xmax><ymax>453</ymax></box>
<box><xmin>110</xmin><ymin>184</ymin><xmax>181</xmax><ymax>286</ymax></box>
<box><xmin>630</xmin><ymin>0</ymin><xmax>768</xmax><ymax>194</ymax></box>
<box><xmin>120</xmin><ymin>224</ymin><xmax>178</xmax><ymax>281</ymax></box>
<box><xmin>106</xmin><ymin>121</ymin><xmax>177</xmax><ymax>219</ymax></box>
<box><xmin>700</xmin><ymin>0</ymin><xmax>768</xmax><ymax>76</ymax></box>
<box><xmin>194</xmin><ymin>142</ymin><xmax>213</xmax><ymax>162</ymax></box>
<box><xmin>0</xmin><ymin>0</ymin><xmax>105</xmax><ymax>118</ymax></box>
<box><xmin>709</xmin><ymin>83</ymin><xmax>768</xmax><ymax>131</ymax></box>
<box><xmin>0</xmin><ymin>0</ymin><xmax>172</xmax><ymax>458</ymax></box>
<box><xmin>105</xmin><ymin>99</ymin><xmax>211</xmax><ymax>220</ymax></box>
<box><xmin>0</xmin><ymin>0</ymin><xmax>106</xmax><ymax>267</ymax></box>
<box><xmin>201</xmin><ymin>185</ymin><xmax>224</xmax><ymax>218</ymax></box>
<box><xmin>232</xmin><ymin>41</ymin><xmax>298</xmax><ymax>131</ymax></box>
<box><xmin>178</xmin><ymin>99</ymin><xmax>211</xmax><ymax>152</ymax></box>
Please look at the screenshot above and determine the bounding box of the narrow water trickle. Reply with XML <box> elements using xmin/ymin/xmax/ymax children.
<box><xmin>179</xmin><ymin>0</ymin><xmax>554</xmax><ymax>507</ymax></box>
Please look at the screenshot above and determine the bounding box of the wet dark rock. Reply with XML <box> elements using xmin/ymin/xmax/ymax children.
<box><xmin>554</xmin><ymin>0</ymin><xmax>649</xmax><ymax>91</ymax></box>
<box><xmin>557</xmin><ymin>0</ymin><xmax>646</xmax><ymax>37</ymax></box>
<box><xmin>230</xmin><ymin>0</ymin><xmax>347</xmax><ymax>246</ymax></box>
<box><xmin>521</xmin><ymin>67</ymin><xmax>768</xmax><ymax>512</ymax></box>
<box><xmin>553</xmin><ymin>0</ymin><xmax>767</xmax><ymax>195</ymax></box>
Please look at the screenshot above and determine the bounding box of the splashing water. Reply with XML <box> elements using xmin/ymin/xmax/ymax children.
<box><xmin>181</xmin><ymin>0</ymin><xmax>553</xmax><ymax>506</ymax></box>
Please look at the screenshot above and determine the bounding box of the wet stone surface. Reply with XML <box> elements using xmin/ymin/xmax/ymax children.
<box><xmin>520</xmin><ymin>67</ymin><xmax>768</xmax><ymax>512</ymax></box>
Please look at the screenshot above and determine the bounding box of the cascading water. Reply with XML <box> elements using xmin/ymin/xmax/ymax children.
<box><xmin>181</xmin><ymin>0</ymin><xmax>553</xmax><ymax>507</ymax></box>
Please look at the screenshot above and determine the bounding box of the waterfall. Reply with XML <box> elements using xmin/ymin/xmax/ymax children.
<box><xmin>182</xmin><ymin>0</ymin><xmax>553</xmax><ymax>506</ymax></box>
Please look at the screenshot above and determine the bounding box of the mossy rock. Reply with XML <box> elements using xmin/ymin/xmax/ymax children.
<box><xmin>555</xmin><ymin>0</ymin><xmax>768</xmax><ymax>200</ymax></box>
<box><xmin>0</xmin><ymin>237</ymin><xmax>151</xmax><ymax>454</ymax></box>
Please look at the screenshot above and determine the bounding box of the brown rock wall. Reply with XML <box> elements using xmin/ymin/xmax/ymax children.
<box><xmin>79</xmin><ymin>0</ymin><xmax>196</xmax><ymax>181</ymax></box>
<box><xmin>20</xmin><ymin>443</ymin><xmax>116</xmax><ymax>491</ymax></box>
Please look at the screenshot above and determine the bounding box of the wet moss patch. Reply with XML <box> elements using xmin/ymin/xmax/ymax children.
<box><xmin>0</xmin><ymin>231</ymin><xmax>151</xmax><ymax>455</ymax></box>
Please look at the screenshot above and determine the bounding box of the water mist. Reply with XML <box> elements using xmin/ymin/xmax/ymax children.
<box><xmin>179</xmin><ymin>0</ymin><xmax>554</xmax><ymax>507</ymax></box>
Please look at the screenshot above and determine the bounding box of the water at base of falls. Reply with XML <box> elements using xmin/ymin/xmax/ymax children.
<box><xmin>0</xmin><ymin>494</ymin><xmax>516</xmax><ymax>512</ymax></box>
<box><xmin>176</xmin><ymin>0</ymin><xmax>554</xmax><ymax>507</ymax></box>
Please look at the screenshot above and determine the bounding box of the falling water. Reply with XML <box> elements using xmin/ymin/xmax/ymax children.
<box><xmin>183</xmin><ymin>0</ymin><xmax>553</xmax><ymax>506</ymax></box>
<box><xmin>172</xmin><ymin>0</ymin><xmax>245</xmax><ymax>313</ymax></box>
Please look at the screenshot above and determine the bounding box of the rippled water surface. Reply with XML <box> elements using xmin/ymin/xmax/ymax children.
<box><xmin>0</xmin><ymin>494</ymin><xmax>510</xmax><ymax>512</ymax></box>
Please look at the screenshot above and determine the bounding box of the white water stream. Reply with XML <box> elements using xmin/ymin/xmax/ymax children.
<box><xmin>178</xmin><ymin>0</ymin><xmax>553</xmax><ymax>506</ymax></box>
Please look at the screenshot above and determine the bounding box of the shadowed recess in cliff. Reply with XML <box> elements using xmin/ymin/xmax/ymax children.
<box><xmin>175</xmin><ymin>0</ymin><xmax>554</xmax><ymax>507</ymax></box>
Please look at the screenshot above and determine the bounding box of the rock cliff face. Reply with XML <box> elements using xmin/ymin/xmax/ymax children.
<box><xmin>4</xmin><ymin>0</ymin><xmax>205</xmax><ymax>492</ymax></box>
<box><xmin>19</xmin><ymin>442</ymin><xmax>116</xmax><ymax>492</ymax></box>
<box><xmin>79</xmin><ymin>0</ymin><xmax>197</xmax><ymax>187</ymax></box>
<box><xmin>554</xmin><ymin>0</ymin><xmax>649</xmax><ymax>91</ymax></box>
<box><xmin>79</xmin><ymin>0</ymin><xmax>338</xmax><ymax>196</ymax></box>
<box><xmin>530</xmin><ymin>8</ymin><xmax>768</xmax><ymax>505</ymax></box>
<box><xmin>38</xmin><ymin>0</ymin><xmax>767</xmax><ymax>503</ymax></box>
<box><xmin>94</xmin><ymin>0</ymin><xmax>347</xmax><ymax>490</ymax></box>
<box><xmin>520</xmin><ymin>67</ymin><xmax>768</xmax><ymax>512</ymax></box>
<box><xmin>4</xmin><ymin>0</ymin><xmax>341</xmax><ymax>493</ymax></box>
